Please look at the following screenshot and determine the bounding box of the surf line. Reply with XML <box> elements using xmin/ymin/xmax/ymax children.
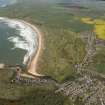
<box><xmin>19</xmin><ymin>20</ymin><xmax>43</xmax><ymax>76</ymax></box>
<box><xmin>0</xmin><ymin>17</ymin><xmax>43</xmax><ymax>77</ymax></box>
<box><xmin>23</xmin><ymin>21</ymin><xmax>43</xmax><ymax>76</ymax></box>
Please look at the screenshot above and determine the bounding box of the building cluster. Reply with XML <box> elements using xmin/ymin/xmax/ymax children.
<box><xmin>56</xmin><ymin>75</ymin><xmax>105</xmax><ymax>105</ymax></box>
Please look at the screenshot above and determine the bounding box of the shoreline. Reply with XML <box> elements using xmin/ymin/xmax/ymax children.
<box><xmin>0</xmin><ymin>17</ymin><xmax>43</xmax><ymax>77</ymax></box>
<box><xmin>19</xmin><ymin>20</ymin><xmax>43</xmax><ymax>76</ymax></box>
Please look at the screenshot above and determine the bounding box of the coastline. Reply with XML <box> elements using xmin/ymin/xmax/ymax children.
<box><xmin>22</xmin><ymin>21</ymin><xmax>43</xmax><ymax>76</ymax></box>
<box><xmin>0</xmin><ymin>17</ymin><xmax>43</xmax><ymax>77</ymax></box>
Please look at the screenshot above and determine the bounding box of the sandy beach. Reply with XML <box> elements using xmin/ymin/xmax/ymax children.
<box><xmin>20</xmin><ymin>20</ymin><xmax>43</xmax><ymax>76</ymax></box>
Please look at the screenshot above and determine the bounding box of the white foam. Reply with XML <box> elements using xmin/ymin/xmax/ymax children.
<box><xmin>0</xmin><ymin>17</ymin><xmax>39</xmax><ymax>65</ymax></box>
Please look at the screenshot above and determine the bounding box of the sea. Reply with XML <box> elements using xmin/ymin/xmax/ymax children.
<box><xmin>0</xmin><ymin>18</ymin><xmax>39</xmax><ymax>66</ymax></box>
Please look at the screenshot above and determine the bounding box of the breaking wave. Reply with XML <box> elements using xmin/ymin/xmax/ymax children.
<box><xmin>0</xmin><ymin>17</ymin><xmax>39</xmax><ymax>65</ymax></box>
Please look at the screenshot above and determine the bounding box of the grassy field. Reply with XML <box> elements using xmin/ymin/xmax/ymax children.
<box><xmin>0</xmin><ymin>68</ymin><xmax>73</xmax><ymax>105</ymax></box>
<box><xmin>0</xmin><ymin>87</ymin><xmax>71</xmax><ymax>105</ymax></box>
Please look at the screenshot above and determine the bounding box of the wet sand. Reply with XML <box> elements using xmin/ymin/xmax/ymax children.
<box><xmin>20</xmin><ymin>20</ymin><xmax>43</xmax><ymax>76</ymax></box>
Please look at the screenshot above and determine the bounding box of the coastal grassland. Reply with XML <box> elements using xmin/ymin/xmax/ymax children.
<box><xmin>0</xmin><ymin>92</ymin><xmax>70</xmax><ymax>105</ymax></box>
<box><xmin>38</xmin><ymin>28</ymin><xmax>86</xmax><ymax>81</ymax></box>
<box><xmin>0</xmin><ymin>69</ymin><xmax>72</xmax><ymax>105</ymax></box>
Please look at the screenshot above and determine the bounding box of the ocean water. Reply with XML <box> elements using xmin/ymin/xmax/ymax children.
<box><xmin>0</xmin><ymin>0</ymin><xmax>17</xmax><ymax>7</ymax></box>
<box><xmin>0</xmin><ymin>18</ymin><xmax>39</xmax><ymax>66</ymax></box>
